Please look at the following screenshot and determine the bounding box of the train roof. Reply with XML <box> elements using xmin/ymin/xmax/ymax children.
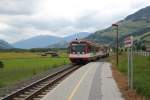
<box><xmin>70</xmin><ymin>39</ymin><xmax>100</xmax><ymax>47</ymax></box>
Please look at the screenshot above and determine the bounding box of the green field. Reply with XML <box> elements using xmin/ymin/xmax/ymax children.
<box><xmin>0</xmin><ymin>52</ymin><xmax>70</xmax><ymax>88</ymax></box>
<box><xmin>110</xmin><ymin>53</ymin><xmax>150</xmax><ymax>98</ymax></box>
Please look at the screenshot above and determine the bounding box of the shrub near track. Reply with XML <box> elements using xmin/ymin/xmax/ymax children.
<box><xmin>0</xmin><ymin>52</ymin><xmax>70</xmax><ymax>88</ymax></box>
<box><xmin>111</xmin><ymin>53</ymin><xmax>150</xmax><ymax>99</ymax></box>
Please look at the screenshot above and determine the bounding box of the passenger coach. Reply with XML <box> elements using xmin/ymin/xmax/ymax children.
<box><xmin>68</xmin><ymin>39</ymin><xmax>109</xmax><ymax>64</ymax></box>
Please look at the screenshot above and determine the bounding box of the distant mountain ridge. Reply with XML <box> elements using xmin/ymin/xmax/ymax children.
<box><xmin>13</xmin><ymin>32</ymin><xmax>91</xmax><ymax>49</ymax></box>
<box><xmin>13</xmin><ymin>35</ymin><xmax>62</xmax><ymax>49</ymax></box>
<box><xmin>64</xmin><ymin>32</ymin><xmax>91</xmax><ymax>42</ymax></box>
<box><xmin>48</xmin><ymin>32</ymin><xmax>91</xmax><ymax>48</ymax></box>
<box><xmin>48</xmin><ymin>40</ymin><xmax>69</xmax><ymax>48</ymax></box>
<box><xmin>0</xmin><ymin>39</ymin><xmax>13</xmax><ymax>49</ymax></box>
<box><xmin>125</xmin><ymin>6</ymin><xmax>150</xmax><ymax>21</ymax></box>
<box><xmin>87</xmin><ymin>6</ymin><xmax>150</xmax><ymax>46</ymax></box>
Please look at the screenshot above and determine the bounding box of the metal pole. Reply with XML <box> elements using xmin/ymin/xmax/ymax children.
<box><xmin>126</xmin><ymin>36</ymin><xmax>133</xmax><ymax>89</ymax></box>
<box><xmin>130</xmin><ymin>47</ymin><xmax>133</xmax><ymax>89</ymax></box>
<box><xmin>127</xmin><ymin>48</ymin><xmax>130</xmax><ymax>87</ymax></box>
<box><xmin>116</xmin><ymin>26</ymin><xmax>119</xmax><ymax>67</ymax></box>
<box><xmin>112</xmin><ymin>24</ymin><xmax>119</xmax><ymax>67</ymax></box>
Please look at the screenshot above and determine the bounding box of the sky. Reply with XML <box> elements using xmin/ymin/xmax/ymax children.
<box><xmin>0</xmin><ymin>0</ymin><xmax>150</xmax><ymax>43</ymax></box>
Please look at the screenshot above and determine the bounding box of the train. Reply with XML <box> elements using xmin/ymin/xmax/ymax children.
<box><xmin>68</xmin><ymin>39</ymin><xmax>109</xmax><ymax>64</ymax></box>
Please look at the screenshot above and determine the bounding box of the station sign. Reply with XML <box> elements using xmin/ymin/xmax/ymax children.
<box><xmin>124</xmin><ymin>36</ymin><xmax>133</xmax><ymax>48</ymax></box>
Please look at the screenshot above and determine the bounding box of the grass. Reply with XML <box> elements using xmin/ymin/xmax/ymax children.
<box><xmin>0</xmin><ymin>52</ymin><xmax>70</xmax><ymax>88</ymax></box>
<box><xmin>110</xmin><ymin>53</ymin><xmax>150</xmax><ymax>98</ymax></box>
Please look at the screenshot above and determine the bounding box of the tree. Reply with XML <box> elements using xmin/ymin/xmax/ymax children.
<box><xmin>0</xmin><ymin>61</ymin><xmax>4</xmax><ymax>68</ymax></box>
<box><xmin>141</xmin><ymin>45</ymin><xmax>146</xmax><ymax>51</ymax></box>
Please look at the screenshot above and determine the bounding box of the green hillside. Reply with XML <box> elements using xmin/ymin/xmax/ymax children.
<box><xmin>134</xmin><ymin>32</ymin><xmax>150</xmax><ymax>41</ymax></box>
<box><xmin>141</xmin><ymin>32</ymin><xmax>150</xmax><ymax>41</ymax></box>
<box><xmin>87</xmin><ymin>6</ymin><xmax>150</xmax><ymax>46</ymax></box>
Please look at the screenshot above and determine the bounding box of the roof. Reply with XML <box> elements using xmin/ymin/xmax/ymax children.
<box><xmin>70</xmin><ymin>39</ymin><xmax>103</xmax><ymax>48</ymax></box>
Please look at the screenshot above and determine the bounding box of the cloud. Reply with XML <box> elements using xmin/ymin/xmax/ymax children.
<box><xmin>0</xmin><ymin>0</ymin><xmax>38</xmax><ymax>15</ymax></box>
<box><xmin>0</xmin><ymin>0</ymin><xmax>150</xmax><ymax>43</ymax></box>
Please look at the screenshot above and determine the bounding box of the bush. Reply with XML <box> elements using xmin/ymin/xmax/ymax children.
<box><xmin>0</xmin><ymin>61</ymin><xmax>4</xmax><ymax>68</ymax></box>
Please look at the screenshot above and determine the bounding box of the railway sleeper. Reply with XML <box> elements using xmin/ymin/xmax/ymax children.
<box><xmin>39</xmin><ymin>83</ymin><xmax>48</xmax><ymax>86</ymax></box>
<box><xmin>41</xmin><ymin>91</ymin><xmax>49</xmax><ymax>95</ymax></box>
<box><xmin>33</xmin><ymin>98</ymin><xmax>41</xmax><ymax>100</ymax></box>
<box><xmin>13</xmin><ymin>97</ymin><xmax>25</xmax><ymax>100</ymax></box>
<box><xmin>44</xmin><ymin>90</ymin><xmax>51</xmax><ymax>92</ymax></box>
<box><xmin>24</xmin><ymin>91</ymin><xmax>33</xmax><ymax>94</ymax></box>
<box><xmin>37</xmin><ymin>94</ymin><xmax>45</xmax><ymax>98</ymax></box>
<box><xmin>19</xmin><ymin>94</ymin><xmax>30</xmax><ymax>97</ymax></box>
<box><xmin>32</xmin><ymin>87</ymin><xmax>41</xmax><ymax>90</ymax></box>
<box><xmin>36</xmin><ymin>85</ymin><xmax>44</xmax><ymax>88</ymax></box>
<box><xmin>28</xmin><ymin>89</ymin><xmax>38</xmax><ymax>92</ymax></box>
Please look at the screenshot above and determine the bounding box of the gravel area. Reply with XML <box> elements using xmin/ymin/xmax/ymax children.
<box><xmin>112</xmin><ymin>66</ymin><xmax>144</xmax><ymax>100</ymax></box>
<box><xmin>0</xmin><ymin>64</ymin><xmax>72</xmax><ymax>97</ymax></box>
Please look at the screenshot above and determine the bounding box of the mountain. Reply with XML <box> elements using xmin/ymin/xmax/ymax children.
<box><xmin>13</xmin><ymin>32</ymin><xmax>91</xmax><ymax>49</ymax></box>
<box><xmin>13</xmin><ymin>35</ymin><xmax>62</xmax><ymax>49</ymax></box>
<box><xmin>64</xmin><ymin>32</ymin><xmax>92</xmax><ymax>42</ymax></box>
<box><xmin>125</xmin><ymin>6</ymin><xmax>150</xmax><ymax>21</ymax></box>
<box><xmin>48</xmin><ymin>32</ymin><xmax>92</xmax><ymax>48</ymax></box>
<box><xmin>0</xmin><ymin>39</ymin><xmax>13</xmax><ymax>49</ymax></box>
<box><xmin>48</xmin><ymin>40</ymin><xmax>69</xmax><ymax>48</ymax></box>
<box><xmin>87</xmin><ymin>6</ymin><xmax>150</xmax><ymax>46</ymax></box>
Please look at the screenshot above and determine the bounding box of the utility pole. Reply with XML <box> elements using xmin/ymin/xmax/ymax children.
<box><xmin>112</xmin><ymin>24</ymin><xmax>119</xmax><ymax>67</ymax></box>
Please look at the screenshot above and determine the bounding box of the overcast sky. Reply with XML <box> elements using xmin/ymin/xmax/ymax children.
<box><xmin>0</xmin><ymin>0</ymin><xmax>150</xmax><ymax>43</ymax></box>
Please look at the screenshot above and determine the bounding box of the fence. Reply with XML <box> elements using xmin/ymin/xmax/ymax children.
<box><xmin>134</xmin><ymin>51</ymin><xmax>150</xmax><ymax>56</ymax></box>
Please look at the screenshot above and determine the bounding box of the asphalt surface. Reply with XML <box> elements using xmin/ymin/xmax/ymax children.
<box><xmin>41</xmin><ymin>62</ymin><xmax>124</xmax><ymax>100</ymax></box>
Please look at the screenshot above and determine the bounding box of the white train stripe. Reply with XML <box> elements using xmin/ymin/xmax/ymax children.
<box><xmin>69</xmin><ymin>52</ymin><xmax>104</xmax><ymax>58</ymax></box>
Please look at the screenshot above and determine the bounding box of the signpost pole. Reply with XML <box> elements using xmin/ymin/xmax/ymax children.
<box><xmin>116</xmin><ymin>25</ymin><xmax>119</xmax><ymax>67</ymax></box>
<box><xmin>127</xmin><ymin>48</ymin><xmax>130</xmax><ymax>88</ymax></box>
<box><xmin>130</xmin><ymin>46</ymin><xmax>133</xmax><ymax>89</ymax></box>
<box><xmin>125</xmin><ymin>36</ymin><xmax>133</xmax><ymax>89</ymax></box>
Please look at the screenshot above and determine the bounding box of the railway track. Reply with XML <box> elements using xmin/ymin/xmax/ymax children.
<box><xmin>1</xmin><ymin>65</ymin><xmax>81</xmax><ymax>100</ymax></box>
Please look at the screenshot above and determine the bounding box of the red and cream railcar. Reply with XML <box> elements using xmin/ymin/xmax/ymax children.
<box><xmin>69</xmin><ymin>40</ymin><xmax>108</xmax><ymax>64</ymax></box>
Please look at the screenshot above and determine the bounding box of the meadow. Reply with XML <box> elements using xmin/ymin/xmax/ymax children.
<box><xmin>110</xmin><ymin>53</ymin><xmax>150</xmax><ymax>98</ymax></box>
<box><xmin>0</xmin><ymin>52</ymin><xmax>70</xmax><ymax>88</ymax></box>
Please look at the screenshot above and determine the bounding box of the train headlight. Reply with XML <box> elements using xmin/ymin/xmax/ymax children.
<box><xmin>82</xmin><ymin>52</ymin><xmax>85</xmax><ymax>54</ymax></box>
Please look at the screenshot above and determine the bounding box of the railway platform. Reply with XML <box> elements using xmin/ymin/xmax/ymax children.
<box><xmin>41</xmin><ymin>62</ymin><xmax>124</xmax><ymax>100</ymax></box>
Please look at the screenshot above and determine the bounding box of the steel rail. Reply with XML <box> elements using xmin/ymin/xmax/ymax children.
<box><xmin>1</xmin><ymin>65</ymin><xmax>80</xmax><ymax>100</ymax></box>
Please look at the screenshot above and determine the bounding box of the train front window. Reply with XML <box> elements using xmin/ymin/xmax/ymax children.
<box><xmin>71</xmin><ymin>44</ymin><xmax>86</xmax><ymax>53</ymax></box>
